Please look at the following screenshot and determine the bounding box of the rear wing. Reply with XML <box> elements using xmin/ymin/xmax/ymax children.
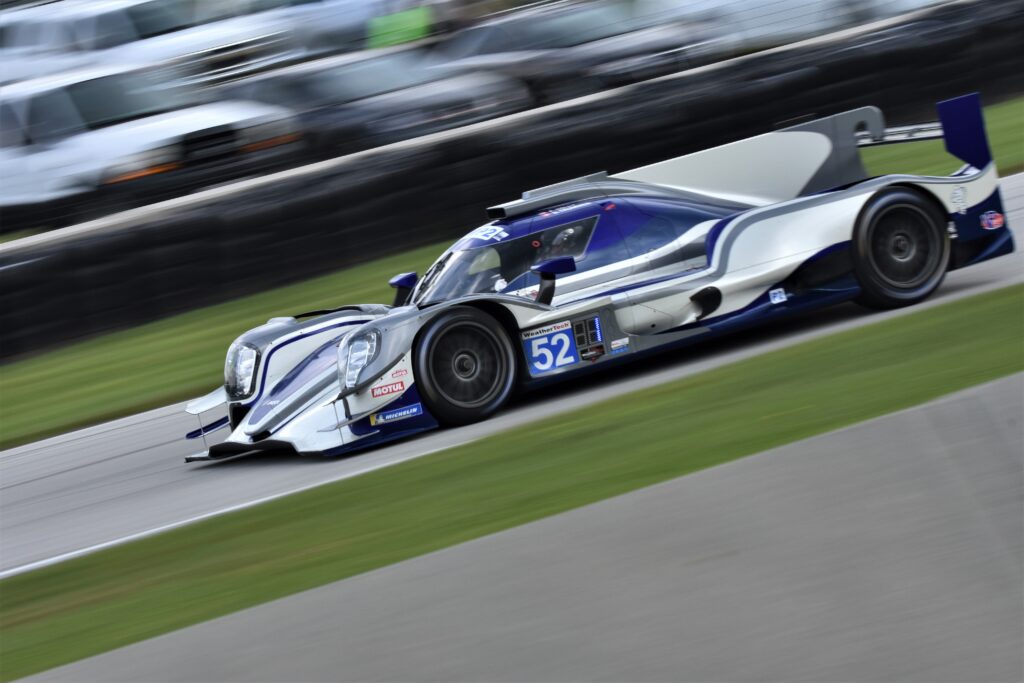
<box><xmin>608</xmin><ymin>93</ymin><xmax>993</xmax><ymax>206</ymax></box>
<box><xmin>488</xmin><ymin>94</ymin><xmax>993</xmax><ymax>215</ymax></box>
<box><xmin>856</xmin><ymin>122</ymin><xmax>943</xmax><ymax>146</ymax></box>
<box><xmin>857</xmin><ymin>94</ymin><xmax>993</xmax><ymax>174</ymax></box>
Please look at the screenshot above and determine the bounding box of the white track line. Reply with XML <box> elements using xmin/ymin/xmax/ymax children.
<box><xmin>0</xmin><ymin>439</ymin><xmax>479</xmax><ymax>579</ymax></box>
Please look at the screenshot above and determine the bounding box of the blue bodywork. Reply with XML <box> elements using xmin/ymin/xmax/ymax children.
<box><xmin>194</xmin><ymin>95</ymin><xmax>1014</xmax><ymax>460</ymax></box>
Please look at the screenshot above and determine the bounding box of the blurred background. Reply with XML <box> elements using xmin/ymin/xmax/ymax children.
<box><xmin>0</xmin><ymin>4</ymin><xmax>1022</xmax><ymax>680</ymax></box>
<box><xmin>0</xmin><ymin>0</ymin><xmax>1020</xmax><ymax>399</ymax></box>
<box><xmin>0</xmin><ymin>0</ymin><xmax>965</xmax><ymax>234</ymax></box>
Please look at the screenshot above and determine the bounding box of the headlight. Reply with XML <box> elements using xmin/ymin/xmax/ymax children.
<box><xmin>103</xmin><ymin>146</ymin><xmax>181</xmax><ymax>184</ymax></box>
<box><xmin>225</xmin><ymin>341</ymin><xmax>260</xmax><ymax>400</ymax></box>
<box><xmin>337</xmin><ymin>330</ymin><xmax>380</xmax><ymax>390</ymax></box>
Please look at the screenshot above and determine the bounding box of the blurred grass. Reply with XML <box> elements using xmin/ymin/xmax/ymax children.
<box><xmin>861</xmin><ymin>96</ymin><xmax>1024</xmax><ymax>176</ymax></box>
<box><xmin>0</xmin><ymin>96</ymin><xmax>1020</xmax><ymax>450</ymax></box>
<box><xmin>0</xmin><ymin>243</ymin><xmax>445</xmax><ymax>449</ymax></box>
<box><xmin>1</xmin><ymin>285</ymin><xmax>1022</xmax><ymax>681</ymax></box>
<box><xmin>0</xmin><ymin>229</ymin><xmax>41</xmax><ymax>245</ymax></box>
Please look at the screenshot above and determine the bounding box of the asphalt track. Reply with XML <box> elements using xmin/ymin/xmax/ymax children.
<box><xmin>1</xmin><ymin>173</ymin><xmax>1022</xmax><ymax>578</ymax></box>
<box><xmin>27</xmin><ymin>375</ymin><xmax>1023</xmax><ymax>683</ymax></box>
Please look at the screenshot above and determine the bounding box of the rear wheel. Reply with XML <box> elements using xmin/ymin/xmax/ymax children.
<box><xmin>414</xmin><ymin>307</ymin><xmax>516</xmax><ymax>426</ymax></box>
<box><xmin>852</xmin><ymin>189</ymin><xmax>949</xmax><ymax>309</ymax></box>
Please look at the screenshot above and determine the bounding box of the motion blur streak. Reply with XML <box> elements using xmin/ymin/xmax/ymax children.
<box><xmin>1</xmin><ymin>171</ymin><xmax>1021</xmax><ymax>577</ymax></box>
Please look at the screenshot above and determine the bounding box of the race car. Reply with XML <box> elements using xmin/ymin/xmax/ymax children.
<box><xmin>184</xmin><ymin>93</ymin><xmax>1012</xmax><ymax>462</ymax></box>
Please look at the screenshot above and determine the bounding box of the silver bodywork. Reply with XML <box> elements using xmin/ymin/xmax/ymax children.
<box><xmin>185</xmin><ymin>101</ymin><xmax>1008</xmax><ymax>461</ymax></box>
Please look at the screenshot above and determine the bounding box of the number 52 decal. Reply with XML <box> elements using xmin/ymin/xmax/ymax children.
<box><xmin>522</xmin><ymin>321</ymin><xmax>580</xmax><ymax>376</ymax></box>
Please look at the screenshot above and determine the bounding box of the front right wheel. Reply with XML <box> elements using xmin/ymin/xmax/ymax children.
<box><xmin>852</xmin><ymin>188</ymin><xmax>950</xmax><ymax>309</ymax></box>
<box><xmin>413</xmin><ymin>307</ymin><xmax>517</xmax><ymax>426</ymax></box>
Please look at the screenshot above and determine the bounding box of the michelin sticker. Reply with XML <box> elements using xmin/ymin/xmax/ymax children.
<box><xmin>522</xmin><ymin>321</ymin><xmax>579</xmax><ymax>374</ymax></box>
<box><xmin>370</xmin><ymin>403</ymin><xmax>423</xmax><ymax>426</ymax></box>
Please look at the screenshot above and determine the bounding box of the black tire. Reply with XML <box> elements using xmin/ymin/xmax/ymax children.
<box><xmin>852</xmin><ymin>188</ymin><xmax>950</xmax><ymax>309</ymax></box>
<box><xmin>414</xmin><ymin>307</ymin><xmax>516</xmax><ymax>426</ymax></box>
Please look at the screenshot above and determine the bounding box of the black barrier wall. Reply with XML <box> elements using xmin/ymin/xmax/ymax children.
<box><xmin>1</xmin><ymin>0</ymin><xmax>1022</xmax><ymax>360</ymax></box>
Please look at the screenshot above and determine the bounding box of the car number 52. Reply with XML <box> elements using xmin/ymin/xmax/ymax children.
<box><xmin>525</xmin><ymin>331</ymin><xmax>579</xmax><ymax>374</ymax></box>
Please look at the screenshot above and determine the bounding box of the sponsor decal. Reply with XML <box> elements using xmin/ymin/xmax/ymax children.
<box><xmin>370</xmin><ymin>402</ymin><xmax>423</xmax><ymax>426</ymax></box>
<box><xmin>391</xmin><ymin>368</ymin><xmax>409</xmax><ymax>378</ymax></box>
<box><xmin>769</xmin><ymin>288</ymin><xmax>788</xmax><ymax>305</ymax></box>
<box><xmin>521</xmin><ymin>320</ymin><xmax>572</xmax><ymax>340</ymax></box>
<box><xmin>610</xmin><ymin>337</ymin><xmax>629</xmax><ymax>355</ymax></box>
<box><xmin>951</xmin><ymin>186</ymin><xmax>968</xmax><ymax>215</ymax></box>
<box><xmin>467</xmin><ymin>226</ymin><xmax>509</xmax><ymax>242</ymax></box>
<box><xmin>522</xmin><ymin>321</ymin><xmax>580</xmax><ymax>374</ymax></box>
<box><xmin>980</xmin><ymin>210</ymin><xmax>1005</xmax><ymax>230</ymax></box>
<box><xmin>371</xmin><ymin>381</ymin><xmax>405</xmax><ymax>398</ymax></box>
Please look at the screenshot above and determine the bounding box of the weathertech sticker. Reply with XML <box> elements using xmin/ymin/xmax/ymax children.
<box><xmin>371</xmin><ymin>381</ymin><xmax>405</xmax><ymax>398</ymax></box>
<box><xmin>521</xmin><ymin>320</ymin><xmax>572</xmax><ymax>340</ymax></box>
<box><xmin>521</xmin><ymin>321</ymin><xmax>579</xmax><ymax>375</ymax></box>
<box><xmin>370</xmin><ymin>403</ymin><xmax>423</xmax><ymax>426</ymax></box>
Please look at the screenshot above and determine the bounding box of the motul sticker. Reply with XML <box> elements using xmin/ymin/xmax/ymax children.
<box><xmin>371</xmin><ymin>381</ymin><xmax>405</xmax><ymax>398</ymax></box>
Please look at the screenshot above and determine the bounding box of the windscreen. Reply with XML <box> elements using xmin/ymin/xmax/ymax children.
<box><xmin>125</xmin><ymin>1</ymin><xmax>195</xmax><ymax>39</ymax></box>
<box><xmin>309</xmin><ymin>53</ymin><xmax>436</xmax><ymax>103</ymax></box>
<box><xmin>412</xmin><ymin>219</ymin><xmax>597</xmax><ymax>305</ymax></box>
<box><xmin>445</xmin><ymin>4</ymin><xmax>637</xmax><ymax>56</ymax></box>
<box><xmin>66</xmin><ymin>71</ymin><xmax>192</xmax><ymax>129</ymax></box>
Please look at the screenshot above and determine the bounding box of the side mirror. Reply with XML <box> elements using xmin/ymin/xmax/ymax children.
<box><xmin>530</xmin><ymin>257</ymin><xmax>575</xmax><ymax>305</ymax></box>
<box><xmin>389</xmin><ymin>272</ymin><xmax>417</xmax><ymax>307</ymax></box>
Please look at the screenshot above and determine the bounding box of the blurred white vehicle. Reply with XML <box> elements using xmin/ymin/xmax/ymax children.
<box><xmin>0</xmin><ymin>3</ymin><xmax>90</xmax><ymax>83</ymax></box>
<box><xmin>0</xmin><ymin>64</ymin><xmax>301</xmax><ymax>230</ymax></box>
<box><xmin>1</xmin><ymin>0</ymin><xmax>302</xmax><ymax>87</ymax></box>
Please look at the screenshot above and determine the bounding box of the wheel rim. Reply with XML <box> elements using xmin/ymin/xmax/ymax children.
<box><xmin>427</xmin><ymin>321</ymin><xmax>507</xmax><ymax>409</ymax></box>
<box><xmin>867</xmin><ymin>204</ymin><xmax>943</xmax><ymax>289</ymax></box>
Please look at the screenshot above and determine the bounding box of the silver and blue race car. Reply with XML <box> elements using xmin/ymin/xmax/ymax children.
<box><xmin>184</xmin><ymin>93</ymin><xmax>1013</xmax><ymax>462</ymax></box>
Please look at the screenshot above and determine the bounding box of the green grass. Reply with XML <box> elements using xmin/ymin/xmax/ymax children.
<box><xmin>0</xmin><ymin>96</ymin><xmax>1020</xmax><ymax>450</ymax></box>
<box><xmin>2</xmin><ymin>285</ymin><xmax>1022</xmax><ymax>681</ymax></box>
<box><xmin>0</xmin><ymin>242</ymin><xmax>446</xmax><ymax>449</ymax></box>
<box><xmin>862</xmin><ymin>96</ymin><xmax>1024</xmax><ymax>177</ymax></box>
<box><xmin>0</xmin><ymin>229</ymin><xmax>41</xmax><ymax>245</ymax></box>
